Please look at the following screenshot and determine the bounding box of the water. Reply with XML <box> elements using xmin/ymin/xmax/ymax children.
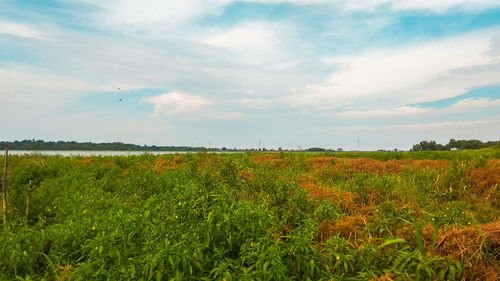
<box><xmin>8</xmin><ymin>150</ymin><xmax>193</xmax><ymax>157</ymax></box>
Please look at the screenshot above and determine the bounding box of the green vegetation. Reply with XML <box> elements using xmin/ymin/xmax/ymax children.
<box><xmin>0</xmin><ymin>150</ymin><xmax>499</xmax><ymax>280</ymax></box>
<box><xmin>2</xmin><ymin>140</ymin><xmax>203</xmax><ymax>152</ymax></box>
<box><xmin>411</xmin><ymin>139</ymin><xmax>500</xmax><ymax>151</ymax></box>
<box><xmin>4</xmin><ymin>138</ymin><xmax>499</xmax><ymax>152</ymax></box>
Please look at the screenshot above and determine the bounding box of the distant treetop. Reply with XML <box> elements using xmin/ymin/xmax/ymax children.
<box><xmin>411</xmin><ymin>139</ymin><xmax>500</xmax><ymax>151</ymax></box>
<box><xmin>2</xmin><ymin>140</ymin><xmax>203</xmax><ymax>151</ymax></box>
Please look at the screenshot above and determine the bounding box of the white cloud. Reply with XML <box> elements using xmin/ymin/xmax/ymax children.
<box><xmin>78</xmin><ymin>0</ymin><xmax>232</xmax><ymax>30</ymax></box>
<box><xmin>143</xmin><ymin>91</ymin><xmax>213</xmax><ymax>116</ymax></box>
<box><xmin>308</xmin><ymin>117</ymin><xmax>500</xmax><ymax>150</ymax></box>
<box><xmin>204</xmin><ymin>111</ymin><xmax>246</xmax><ymax>119</ymax></box>
<box><xmin>251</xmin><ymin>0</ymin><xmax>500</xmax><ymax>12</ymax></box>
<box><xmin>0</xmin><ymin>21</ymin><xmax>47</xmax><ymax>39</ymax></box>
<box><xmin>334</xmin><ymin>98</ymin><xmax>500</xmax><ymax>119</ymax></box>
<box><xmin>336</xmin><ymin>105</ymin><xmax>429</xmax><ymax>118</ymax></box>
<box><xmin>316</xmin><ymin>118</ymin><xmax>500</xmax><ymax>138</ymax></box>
<box><xmin>289</xmin><ymin>29</ymin><xmax>500</xmax><ymax>107</ymax></box>
<box><xmin>0</xmin><ymin>66</ymin><xmax>107</xmax><ymax>105</ymax></box>
<box><xmin>0</xmin><ymin>65</ymin><xmax>119</xmax><ymax>124</ymax></box>
<box><xmin>360</xmin><ymin>118</ymin><xmax>500</xmax><ymax>132</ymax></box>
<box><xmin>143</xmin><ymin>91</ymin><xmax>246</xmax><ymax>119</ymax></box>
<box><xmin>387</xmin><ymin>0</ymin><xmax>500</xmax><ymax>12</ymax></box>
<box><xmin>201</xmin><ymin>22</ymin><xmax>287</xmax><ymax>65</ymax></box>
<box><xmin>238</xmin><ymin>98</ymin><xmax>276</xmax><ymax>109</ymax></box>
<box><xmin>446</xmin><ymin>98</ymin><xmax>500</xmax><ymax>113</ymax></box>
<box><xmin>79</xmin><ymin>0</ymin><xmax>500</xmax><ymax>33</ymax></box>
<box><xmin>70</xmin><ymin>0</ymin><xmax>500</xmax><ymax>34</ymax></box>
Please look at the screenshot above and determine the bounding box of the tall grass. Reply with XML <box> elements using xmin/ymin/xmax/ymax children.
<box><xmin>0</xmin><ymin>150</ymin><xmax>498</xmax><ymax>280</ymax></box>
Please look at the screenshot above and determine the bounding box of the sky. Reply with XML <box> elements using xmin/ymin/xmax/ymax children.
<box><xmin>1</xmin><ymin>0</ymin><xmax>499</xmax><ymax>150</ymax></box>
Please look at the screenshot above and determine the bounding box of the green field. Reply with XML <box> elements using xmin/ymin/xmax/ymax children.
<box><xmin>1</xmin><ymin>150</ymin><xmax>499</xmax><ymax>280</ymax></box>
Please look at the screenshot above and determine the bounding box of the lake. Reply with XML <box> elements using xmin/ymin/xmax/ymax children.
<box><xmin>8</xmin><ymin>150</ymin><xmax>194</xmax><ymax>156</ymax></box>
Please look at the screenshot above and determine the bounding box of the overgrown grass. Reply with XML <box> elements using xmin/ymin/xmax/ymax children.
<box><xmin>0</xmin><ymin>150</ymin><xmax>499</xmax><ymax>280</ymax></box>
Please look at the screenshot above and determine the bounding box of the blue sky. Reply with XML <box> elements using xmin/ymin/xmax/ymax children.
<box><xmin>1</xmin><ymin>0</ymin><xmax>499</xmax><ymax>150</ymax></box>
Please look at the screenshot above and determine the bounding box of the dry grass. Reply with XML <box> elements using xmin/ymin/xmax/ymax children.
<box><xmin>368</xmin><ymin>273</ymin><xmax>395</xmax><ymax>281</ymax></box>
<box><xmin>239</xmin><ymin>170</ymin><xmax>255</xmax><ymax>182</ymax></box>
<box><xmin>468</xmin><ymin>166</ymin><xmax>500</xmax><ymax>194</ymax></box>
<box><xmin>395</xmin><ymin>219</ymin><xmax>500</xmax><ymax>280</ymax></box>
<box><xmin>251</xmin><ymin>154</ymin><xmax>289</xmax><ymax>168</ymax></box>
<box><xmin>299</xmin><ymin>175</ymin><xmax>358</xmax><ymax>213</ymax></box>
<box><xmin>318</xmin><ymin>216</ymin><xmax>367</xmax><ymax>243</ymax></box>
<box><xmin>154</xmin><ymin>155</ymin><xmax>185</xmax><ymax>174</ymax></box>
<box><xmin>305</xmin><ymin>156</ymin><xmax>449</xmax><ymax>176</ymax></box>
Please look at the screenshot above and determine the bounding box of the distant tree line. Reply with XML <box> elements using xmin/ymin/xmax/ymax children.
<box><xmin>3</xmin><ymin>139</ymin><xmax>498</xmax><ymax>152</ymax></box>
<box><xmin>2</xmin><ymin>140</ymin><xmax>206</xmax><ymax>151</ymax></box>
<box><xmin>411</xmin><ymin>139</ymin><xmax>500</xmax><ymax>151</ymax></box>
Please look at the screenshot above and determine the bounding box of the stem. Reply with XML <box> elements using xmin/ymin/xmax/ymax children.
<box><xmin>2</xmin><ymin>143</ymin><xmax>8</xmax><ymax>225</ymax></box>
<box><xmin>26</xmin><ymin>180</ymin><xmax>32</xmax><ymax>220</ymax></box>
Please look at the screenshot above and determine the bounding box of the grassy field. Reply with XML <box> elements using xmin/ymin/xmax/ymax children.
<box><xmin>0</xmin><ymin>149</ymin><xmax>499</xmax><ymax>280</ymax></box>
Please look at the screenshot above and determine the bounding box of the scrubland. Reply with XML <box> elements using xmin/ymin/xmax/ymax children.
<box><xmin>1</xmin><ymin>149</ymin><xmax>499</xmax><ymax>280</ymax></box>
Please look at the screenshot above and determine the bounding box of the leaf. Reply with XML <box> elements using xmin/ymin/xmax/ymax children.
<box><xmin>431</xmin><ymin>224</ymin><xmax>439</xmax><ymax>255</ymax></box>
<box><xmin>129</xmin><ymin>264</ymin><xmax>136</xmax><ymax>276</ymax></box>
<box><xmin>449</xmin><ymin>265</ymin><xmax>456</xmax><ymax>281</ymax></box>
<box><xmin>438</xmin><ymin>269</ymin><xmax>446</xmax><ymax>280</ymax></box>
<box><xmin>263</xmin><ymin>261</ymin><xmax>269</xmax><ymax>271</ymax></box>
<box><xmin>378</xmin><ymin>238</ymin><xmax>406</xmax><ymax>249</ymax></box>
<box><xmin>414</xmin><ymin>223</ymin><xmax>426</xmax><ymax>256</ymax></box>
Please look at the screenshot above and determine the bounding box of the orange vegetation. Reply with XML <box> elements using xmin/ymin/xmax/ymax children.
<box><xmin>154</xmin><ymin>156</ymin><xmax>185</xmax><ymax>174</ymax></box>
<box><xmin>318</xmin><ymin>216</ymin><xmax>367</xmax><ymax>243</ymax></box>
<box><xmin>394</xmin><ymin>219</ymin><xmax>500</xmax><ymax>260</ymax></box>
<box><xmin>304</xmin><ymin>157</ymin><xmax>337</xmax><ymax>170</ymax></box>
<box><xmin>434</xmin><ymin>219</ymin><xmax>500</xmax><ymax>261</ymax></box>
<box><xmin>468</xmin><ymin>166</ymin><xmax>500</xmax><ymax>194</ymax></box>
<box><xmin>435</xmin><ymin>219</ymin><xmax>500</xmax><ymax>280</ymax></box>
<box><xmin>395</xmin><ymin>219</ymin><xmax>500</xmax><ymax>280</ymax></box>
<box><xmin>486</xmin><ymin>158</ymin><xmax>500</xmax><ymax>168</ymax></box>
<box><xmin>369</xmin><ymin>273</ymin><xmax>395</xmax><ymax>281</ymax></box>
<box><xmin>196</xmin><ymin>155</ymin><xmax>223</xmax><ymax>171</ymax></box>
<box><xmin>79</xmin><ymin>157</ymin><xmax>94</xmax><ymax>165</ymax></box>
<box><xmin>305</xmin><ymin>157</ymin><xmax>449</xmax><ymax>176</ymax></box>
<box><xmin>468</xmin><ymin>165</ymin><xmax>500</xmax><ymax>210</ymax></box>
<box><xmin>298</xmin><ymin>174</ymin><xmax>357</xmax><ymax>213</ymax></box>
<box><xmin>239</xmin><ymin>170</ymin><xmax>255</xmax><ymax>182</ymax></box>
<box><xmin>251</xmin><ymin>154</ymin><xmax>289</xmax><ymax>168</ymax></box>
